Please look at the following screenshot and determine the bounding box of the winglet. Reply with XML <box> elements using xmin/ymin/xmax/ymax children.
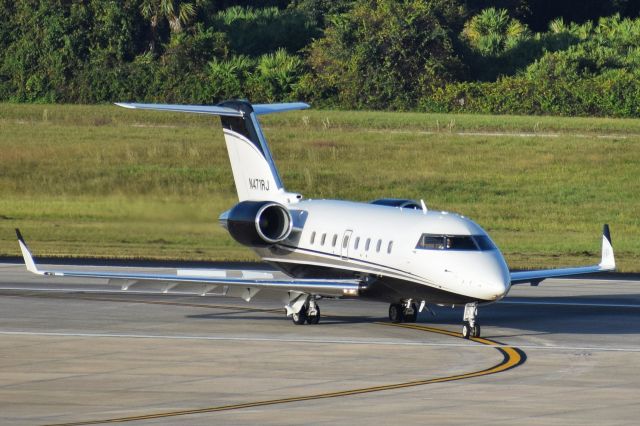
<box><xmin>15</xmin><ymin>229</ymin><xmax>43</xmax><ymax>275</ymax></box>
<box><xmin>599</xmin><ymin>224</ymin><xmax>615</xmax><ymax>271</ymax></box>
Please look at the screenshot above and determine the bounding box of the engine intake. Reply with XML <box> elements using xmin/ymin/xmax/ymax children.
<box><xmin>221</xmin><ymin>201</ymin><xmax>293</xmax><ymax>247</ymax></box>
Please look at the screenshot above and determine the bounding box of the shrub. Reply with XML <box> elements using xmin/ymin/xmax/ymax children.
<box><xmin>305</xmin><ymin>0</ymin><xmax>466</xmax><ymax>109</ymax></box>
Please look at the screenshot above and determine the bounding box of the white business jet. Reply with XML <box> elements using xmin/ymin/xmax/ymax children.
<box><xmin>16</xmin><ymin>100</ymin><xmax>616</xmax><ymax>338</ymax></box>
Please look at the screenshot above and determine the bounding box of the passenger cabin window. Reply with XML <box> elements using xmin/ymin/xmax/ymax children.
<box><xmin>310</xmin><ymin>231</ymin><xmax>316</xmax><ymax>245</ymax></box>
<box><xmin>354</xmin><ymin>237</ymin><xmax>360</xmax><ymax>250</ymax></box>
<box><xmin>365</xmin><ymin>238</ymin><xmax>371</xmax><ymax>251</ymax></box>
<box><xmin>332</xmin><ymin>234</ymin><xmax>338</xmax><ymax>247</ymax></box>
<box><xmin>342</xmin><ymin>235</ymin><xmax>349</xmax><ymax>249</ymax></box>
<box><xmin>376</xmin><ymin>239</ymin><xmax>382</xmax><ymax>252</ymax></box>
<box><xmin>415</xmin><ymin>234</ymin><xmax>495</xmax><ymax>251</ymax></box>
<box><xmin>321</xmin><ymin>233</ymin><xmax>326</xmax><ymax>246</ymax></box>
<box><xmin>387</xmin><ymin>241</ymin><xmax>393</xmax><ymax>254</ymax></box>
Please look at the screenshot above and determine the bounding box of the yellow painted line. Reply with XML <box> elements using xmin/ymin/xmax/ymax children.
<box><xmin>377</xmin><ymin>322</ymin><xmax>526</xmax><ymax>376</ymax></box>
<box><xmin>45</xmin><ymin>322</ymin><xmax>525</xmax><ymax>426</ymax></box>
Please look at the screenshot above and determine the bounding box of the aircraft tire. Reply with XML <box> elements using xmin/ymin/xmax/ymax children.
<box><xmin>307</xmin><ymin>305</ymin><xmax>320</xmax><ymax>324</ymax></box>
<box><xmin>388</xmin><ymin>303</ymin><xmax>404</xmax><ymax>323</ymax></box>
<box><xmin>404</xmin><ymin>303</ymin><xmax>419</xmax><ymax>322</ymax></box>
<box><xmin>292</xmin><ymin>306</ymin><xmax>308</xmax><ymax>325</ymax></box>
<box><xmin>472</xmin><ymin>324</ymin><xmax>481</xmax><ymax>338</ymax></box>
<box><xmin>462</xmin><ymin>322</ymin><xmax>471</xmax><ymax>339</ymax></box>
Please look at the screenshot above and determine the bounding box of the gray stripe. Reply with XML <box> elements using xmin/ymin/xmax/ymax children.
<box><xmin>3</xmin><ymin>331</ymin><xmax>639</xmax><ymax>353</ymax></box>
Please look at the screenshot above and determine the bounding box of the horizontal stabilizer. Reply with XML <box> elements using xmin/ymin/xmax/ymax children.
<box><xmin>115</xmin><ymin>102</ymin><xmax>310</xmax><ymax>116</ymax></box>
<box><xmin>253</xmin><ymin>103</ymin><xmax>310</xmax><ymax>115</ymax></box>
<box><xmin>114</xmin><ymin>103</ymin><xmax>243</xmax><ymax>116</ymax></box>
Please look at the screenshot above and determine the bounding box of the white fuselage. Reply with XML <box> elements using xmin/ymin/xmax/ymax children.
<box><xmin>255</xmin><ymin>200</ymin><xmax>511</xmax><ymax>305</ymax></box>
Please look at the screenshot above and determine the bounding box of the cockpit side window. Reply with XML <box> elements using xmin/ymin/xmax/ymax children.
<box><xmin>416</xmin><ymin>234</ymin><xmax>494</xmax><ymax>251</ymax></box>
<box><xmin>416</xmin><ymin>235</ymin><xmax>446</xmax><ymax>250</ymax></box>
<box><xmin>447</xmin><ymin>236</ymin><xmax>477</xmax><ymax>250</ymax></box>
<box><xmin>473</xmin><ymin>235</ymin><xmax>496</xmax><ymax>251</ymax></box>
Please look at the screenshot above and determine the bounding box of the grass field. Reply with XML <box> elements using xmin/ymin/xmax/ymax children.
<box><xmin>1</xmin><ymin>103</ymin><xmax>639</xmax><ymax>271</ymax></box>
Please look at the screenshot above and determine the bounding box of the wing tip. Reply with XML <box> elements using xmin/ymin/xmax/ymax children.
<box><xmin>15</xmin><ymin>229</ymin><xmax>42</xmax><ymax>275</ymax></box>
<box><xmin>600</xmin><ymin>223</ymin><xmax>616</xmax><ymax>271</ymax></box>
<box><xmin>603</xmin><ymin>224</ymin><xmax>611</xmax><ymax>245</ymax></box>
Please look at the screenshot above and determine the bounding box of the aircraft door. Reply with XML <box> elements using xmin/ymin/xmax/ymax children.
<box><xmin>341</xmin><ymin>230</ymin><xmax>353</xmax><ymax>260</ymax></box>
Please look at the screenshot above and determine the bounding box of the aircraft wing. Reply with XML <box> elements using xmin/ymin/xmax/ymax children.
<box><xmin>509</xmin><ymin>225</ymin><xmax>615</xmax><ymax>285</ymax></box>
<box><xmin>15</xmin><ymin>230</ymin><xmax>361</xmax><ymax>299</ymax></box>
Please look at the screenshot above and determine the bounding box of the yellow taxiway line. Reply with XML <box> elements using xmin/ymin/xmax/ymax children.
<box><xmin>45</xmin><ymin>319</ymin><xmax>525</xmax><ymax>425</ymax></box>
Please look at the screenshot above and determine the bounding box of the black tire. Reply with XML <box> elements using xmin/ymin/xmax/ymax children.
<box><xmin>462</xmin><ymin>322</ymin><xmax>471</xmax><ymax>339</ymax></box>
<box><xmin>472</xmin><ymin>323</ymin><xmax>481</xmax><ymax>338</ymax></box>
<box><xmin>292</xmin><ymin>306</ymin><xmax>308</xmax><ymax>325</ymax></box>
<box><xmin>389</xmin><ymin>303</ymin><xmax>404</xmax><ymax>323</ymax></box>
<box><xmin>307</xmin><ymin>305</ymin><xmax>320</xmax><ymax>324</ymax></box>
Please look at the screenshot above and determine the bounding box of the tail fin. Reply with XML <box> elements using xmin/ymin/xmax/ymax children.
<box><xmin>116</xmin><ymin>101</ymin><xmax>309</xmax><ymax>203</ymax></box>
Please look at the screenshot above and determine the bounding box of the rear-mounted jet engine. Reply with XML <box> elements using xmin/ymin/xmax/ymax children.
<box><xmin>220</xmin><ymin>201</ymin><xmax>293</xmax><ymax>247</ymax></box>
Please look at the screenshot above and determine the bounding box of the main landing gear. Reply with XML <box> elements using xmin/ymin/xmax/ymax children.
<box><xmin>461</xmin><ymin>302</ymin><xmax>480</xmax><ymax>339</ymax></box>
<box><xmin>388</xmin><ymin>300</ymin><xmax>418</xmax><ymax>323</ymax></box>
<box><xmin>287</xmin><ymin>295</ymin><xmax>321</xmax><ymax>325</ymax></box>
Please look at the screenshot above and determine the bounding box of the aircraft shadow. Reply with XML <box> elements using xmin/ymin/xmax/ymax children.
<box><xmin>187</xmin><ymin>294</ymin><xmax>640</xmax><ymax>334</ymax></box>
<box><xmin>420</xmin><ymin>294</ymin><xmax>640</xmax><ymax>336</ymax></box>
<box><xmin>186</xmin><ymin>311</ymin><xmax>387</xmax><ymax>324</ymax></box>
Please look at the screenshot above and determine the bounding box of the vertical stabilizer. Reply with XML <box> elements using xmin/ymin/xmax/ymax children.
<box><xmin>115</xmin><ymin>100</ymin><xmax>309</xmax><ymax>204</ymax></box>
<box><xmin>218</xmin><ymin>101</ymin><xmax>286</xmax><ymax>202</ymax></box>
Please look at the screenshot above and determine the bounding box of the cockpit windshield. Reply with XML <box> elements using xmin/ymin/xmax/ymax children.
<box><xmin>415</xmin><ymin>234</ymin><xmax>496</xmax><ymax>251</ymax></box>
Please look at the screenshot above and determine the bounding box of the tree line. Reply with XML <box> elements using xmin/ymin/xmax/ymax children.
<box><xmin>1</xmin><ymin>0</ymin><xmax>639</xmax><ymax>116</ymax></box>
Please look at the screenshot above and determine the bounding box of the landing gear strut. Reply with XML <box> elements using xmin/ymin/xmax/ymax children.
<box><xmin>461</xmin><ymin>302</ymin><xmax>480</xmax><ymax>339</ymax></box>
<box><xmin>388</xmin><ymin>300</ymin><xmax>419</xmax><ymax>323</ymax></box>
<box><xmin>287</xmin><ymin>295</ymin><xmax>321</xmax><ymax>325</ymax></box>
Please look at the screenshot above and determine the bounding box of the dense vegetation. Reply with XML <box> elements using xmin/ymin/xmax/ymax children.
<box><xmin>1</xmin><ymin>0</ymin><xmax>639</xmax><ymax>116</ymax></box>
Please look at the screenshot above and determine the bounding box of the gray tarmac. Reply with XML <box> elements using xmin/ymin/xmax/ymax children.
<box><xmin>0</xmin><ymin>262</ymin><xmax>639</xmax><ymax>425</ymax></box>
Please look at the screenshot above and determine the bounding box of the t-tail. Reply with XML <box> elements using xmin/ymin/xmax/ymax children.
<box><xmin>115</xmin><ymin>100</ymin><xmax>308</xmax><ymax>204</ymax></box>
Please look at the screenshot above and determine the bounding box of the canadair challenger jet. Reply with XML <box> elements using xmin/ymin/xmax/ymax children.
<box><xmin>16</xmin><ymin>100</ymin><xmax>616</xmax><ymax>338</ymax></box>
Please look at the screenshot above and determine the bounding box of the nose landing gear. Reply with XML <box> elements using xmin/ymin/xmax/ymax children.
<box><xmin>462</xmin><ymin>302</ymin><xmax>480</xmax><ymax>338</ymax></box>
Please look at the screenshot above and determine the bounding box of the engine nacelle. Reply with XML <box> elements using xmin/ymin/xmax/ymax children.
<box><xmin>370</xmin><ymin>198</ymin><xmax>421</xmax><ymax>209</ymax></box>
<box><xmin>221</xmin><ymin>201</ymin><xmax>293</xmax><ymax>247</ymax></box>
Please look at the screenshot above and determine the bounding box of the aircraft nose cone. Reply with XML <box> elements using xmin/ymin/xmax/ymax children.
<box><xmin>481</xmin><ymin>266</ymin><xmax>510</xmax><ymax>301</ymax></box>
<box><xmin>463</xmin><ymin>253</ymin><xmax>510</xmax><ymax>301</ymax></box>
<box><xmin>486</xmin><ymin>276</ymin><xmax>510</xmax><ymax>300</ymax></box>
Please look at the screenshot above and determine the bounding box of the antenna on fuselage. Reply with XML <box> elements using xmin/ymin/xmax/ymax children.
<box><xmin>420</xmin><ymin>199</ymin><xmax>428</xmax><ymax>215</ymax></box>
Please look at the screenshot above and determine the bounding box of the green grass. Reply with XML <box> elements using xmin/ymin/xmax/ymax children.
<box><xmin>1</xmin><ymin>104</ymin><xmax>639</xmax><ymax>271</ymax></box>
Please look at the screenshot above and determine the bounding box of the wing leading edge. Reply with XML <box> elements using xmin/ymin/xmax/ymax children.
<box><xmin>15</xmin><ymin>230</ymin><xmax>361</xmax><ymax>298</ymax></box>
<box><xmin>509</xmin><ymin>224</ymin><xmax>616</xmax><ymax>286</ymax></box>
